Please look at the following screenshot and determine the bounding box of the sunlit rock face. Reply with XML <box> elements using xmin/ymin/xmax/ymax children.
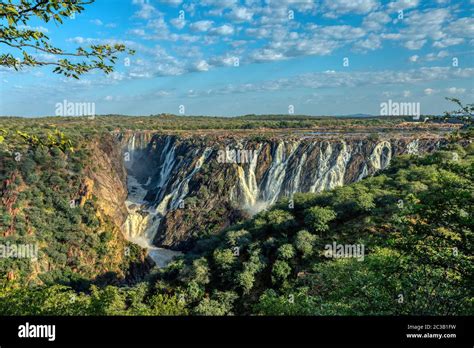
<box><xmin>113</xmin><ymin>132</ymin><xmax>444</xmax><ymax>251</ymax></box>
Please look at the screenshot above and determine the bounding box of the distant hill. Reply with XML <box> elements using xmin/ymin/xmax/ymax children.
<box><xmin>338</xmin><ymin>113</ymin><xmax>375</xmax><ymax>118</ymax></box>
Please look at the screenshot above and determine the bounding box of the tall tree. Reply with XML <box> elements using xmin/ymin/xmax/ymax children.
<box><xmin>0</xmin><ymin>0</ymin><xmax>134</xmax><ymax>78</ymax></box>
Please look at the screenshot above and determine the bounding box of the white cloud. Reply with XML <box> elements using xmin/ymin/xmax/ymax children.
<box><xmin>354</xmin><ymin>34</ymin><xmax>381</xmax><ymax>51</ymax></box>
<box><xmin>202</xmin><ymin>0</ymin><xmax>237</xmax><ymax>7</ymax></box>
<box><xmin>424</xmin><ymin>88</ymin><xmax>437</xmax><ymax>95</ymax></box>
<box><xmin>147</xmin><ymin>17</ymin><xmax>169</xmax><ymax>33</ymax></box>
<box><xmin>402</xmin><ymin>8</ymin><xmax>451</xmax><ymax>41</ymax></box>
<box><xmin>17</xmin><ymin>25</ymin><xmax>49</xmax><ymax>33</ymax></box>
<box><xmin>387</xmin><ymin>0</ymin><xmax>419</xmax><ymax>11</ymax></box>
<box><xmin>246</xmin><ymin>27</ymin><xmax>271</xmax><ymax>39</ymax></box>
<box><xmin>250</xmin><ymin>48</ymin><xmax>285</xmax><ymax>62</ymax></box>
<box><xmin>183</xmin><ymin>2</ymin><xmax>197</xmax><ymax>16</ymax></box>
<box><xmin>362</xmin><ymin>11</ymin><xmax>391</xmax><ymax>31</ymax></box>
<box><xmin>170</xmin><ymin>18</ymin><xmax>186</xmax><ymax>29</ymax></box>
<box><xmin>409</xmin><ymin>55</ymin><xmax>419</xmax><ymax>62</ymax></box>
<box><xmin>129</xmin><ymin>72</ymin><xmax>152</xmax><ymax>79</ymax></box>
<box><xmin>140</xmin><ymin>17</ymin><xmax>200</xmax><ymax>42</ymax></box>
<box><xmin>227</xmin><ymin>7</ymin><xmax>254</xmax><ymax>22</ymax></box>
<box><xmin>209</xmin><ymin>54</ymin><xmax>239</xmax><ymax>67</ymax></box>
<box><xmin>446</xmin><ymin>87</ymin><xmax>466</xmax><ymax>94</ymax></box>
<box><xmin>90</xmin><ymin>19</ymin><xmax>103</xmax><ymax>26</ymax></box>
<box><xmin>189</xmin><ymin>20</ymin><xmax>214</xmax><ymax>32</ymax></box>
<box><xmin>203</xmin><ymin>0</ymin><xmax>238</xmax><ymax>15</ymax></box>
<box><xmin>132</xmin><ymin>0</ymin><xmax>159</xmax><ymax>19</ymax></box>
<box><xmin>229</xmin><ymin>39</ymin><xmax>249</xmax><ymax>48</ymax></box>
<box><xmin>433</xmin><ymin>37</ymin><xmax>464</xmax><ymax>48</ymax></box>
<box><xmin>129</xmin><ymin>29</ymin><xmax>146</xmax><ymax>36</ymax></box>
<box><xmin>323</xmin><ymin>0</ymin><xmax>379</xmax><ymax>16</ymax></box>
<box><xmin>447</xmin><ymin>17</ymin><xmax>474</xmax><ymax>39</ymax></box>
<box><xmin>382</xmin><ymin>8</ymin><xmax>456</xmax><ymax>52</ymax></box>
<box><xmin>319</xmin><ymin>25</ymin><xmax>366</xmax><ymax>40</ymax></box>
<box><xmin>209</xmin><ymin>24</ymin><xmax>235</xmax><ymax>36</ymax></box>
<box><xmin>108</xmin><ymin>72</ymin><xmax>125</xmax><ymax>81</ymax></box>
<box><xmin>193</xmin><ymin>60</ymin><xmax>210</xmax><ymax>71</ymax></box>
<box><xmin>381</xmin><ymin>33</ymin><xmax>402</xmax><ymax>40</ymax></box>
<box><xmin>158</xmin><ymin>0</ymin><xmax>182</xmax><ymax>5</ymax></box>
<box><xmin>425</xmin><ymin>50</ymin><xmax>449</xmax><ymax>61</ymax></box>
<box><xmin>68</xmin><ymin>36</ymin><xmax>88</xmax><ymax>44</ymax></box>
<box><xmin>155</xmin><ymin>90</ymin><xmax>172</xmax><ymax>97</ymax></box>
<box><xmin>404</xmin><ymin>39</ymin><xmax>426</xmax><ymax>50</ymax></box>
<box><xmin>190</xmin><ymin>67</ymin><xmax>474</xmax><ymax>96</ymax></box>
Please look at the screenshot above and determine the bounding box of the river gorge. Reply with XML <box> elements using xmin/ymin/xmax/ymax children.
<box><xmin>97</xmin><ymin>131</ymin><xmax>446</xmax><ymax>265</ymax></box>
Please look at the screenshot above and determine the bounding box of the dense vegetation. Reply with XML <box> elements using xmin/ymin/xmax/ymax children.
<box><xmin>1</xmin><ymin>133</ymin><xmax>472</xmax><ymax>315</ymax></box>
<box><xmin>0</xmin><ymin>113</ymin><xmax>462</xmax><ymax>136</ymax></box>
<box><xmin>154</xmin><ymin>142</ymin><xmax>473</xmax><ymax>315</ymax></box>
<box><xmin>0</xmin><ymin>125</ymin><xmax>146</xmax><ymax>289</ymax></box>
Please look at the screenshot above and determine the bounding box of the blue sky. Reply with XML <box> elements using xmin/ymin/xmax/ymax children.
<box><xmin>1</xmin><ymin>0</ymin><xmax>473</xmax><ymax>116</ymax></box>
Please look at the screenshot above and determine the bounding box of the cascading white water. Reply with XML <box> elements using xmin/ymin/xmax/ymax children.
<box><xmin>235</xmin><ymin>141</ymin><xmax>303</xmax><ymax>212</ymax></box>
<box><xmin>289</xmin><ymin>152</ymin><xmax>307</xmax><ymax>194</ymax></box>
<box><xmin>155</xmin><ymin>136</ymin><xmax>176</xmax><ymax>191</ymax></box>
<box><xmin>118</xmin><ymin>133</ymin><xmax>442</xmax><ymax>261</ymax></box>
<box><xmin>169</xmin><ymin>147</ymin><xmax>212</xmax><ymax>209</ymax></box>
<box><xmin>260</xmin><ymin>141</ymin><xmax>300</xmax><ymax>206</ymax></box>
<box><xmin>122</xmin><ymin>133</ymin><xmax>214</xmax><ymax>266</ymax></box>
<box><xmin>235</xmin><ymin>139</ymin><xmax>403</xmax><ymax>213</ymax></box>
<box><xmin>309</xmin><ymin>141</ymin><xmax>334</xmax><ymax>193</ymax></box>
<box><xmin>406</xmin><ymin>139</ymin><xmax>419</xmax><ymax>155</ymax></box>
<box><xmin>319</xmin><ymin>140</ymin><xmax>352</xmax><ymax>191</ymax></box>
<box><xmin>236</xmin><ymin>143</ymin><xmax>261</xmax><ymax>208</ymax></box>
<box><xmin>369</xmin><ymin>141</ymin><xmax>392</xmax><ymax>171</ymax></box>
<box><xmin>122</xmin><ymin>134</ymin><xmax>202</xmax><ymax>267</ymax></box>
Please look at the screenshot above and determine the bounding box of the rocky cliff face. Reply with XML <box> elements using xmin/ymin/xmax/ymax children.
<box><xmin>85</xmin><ymin>135</ymin><xmax>129</xmax><ymax>227</ymax></box>
<box><xmin>113</xmin><ymin>132</ymin><xmax>445</xmax><ymax>251</ymax></box>
<box><xmin>82</xmin><ymin>134</ymin><xmax>152</xmax><ymax>280</ymax></box>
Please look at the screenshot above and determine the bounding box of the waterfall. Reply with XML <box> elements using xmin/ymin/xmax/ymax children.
<box><xmin>237</xmin><ymin>143</ymin><xmax>261</xmax><ymax>207</ymax></box>
<box><xmin>233</xmin><ymin>139</ymin><xmax>404</xmax><ymax>212</ymax></box>
<box><xmin>289</xmin><ymin>152</ymin><xmax>306</xmax><ymax>194</ymax></box>
<box><xmin>369</xmin><ymin>141</ymin><xmax>392</xmax><ymax>171</ymax></box>
<box><xmin>155</xmin><ymin>136</ymin><xmax>176</xmax><ymax>192</ymax></box>
<box><xmin>260</xmin><ymin>141</ymin><xmax>300</xmax><ymax>206</ymax></box>
<box><xmin>169</xmin><ymin>147</ymin><xmax>212</xmax><ymax>209</ymax></box>
<box><xmin>323</xmin><ymin>140</ymin><xmax>352</xmax><ymax>191</ymax></box>
<box><xmin>407</xmin><ymin>139</ymin><xmax>419</xmax><ymax>155</ymax></box>
<box><xmin>116</xmin><ymin>132</ymin><xmax>440</xmax><ymax>257</ymax></box>
<box><xmin>122</xmin><ymin>134</ymin><xmax>192</xmax><ymax>266</ymax></box>
<box><xmin>309</xmin><ymin>141</ymin><xmax>333</xmax><ymax>193</ymax></box>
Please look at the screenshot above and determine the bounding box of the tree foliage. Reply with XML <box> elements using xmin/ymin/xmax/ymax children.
<box><xmin>0</xmin><ymin>0</ymin><xmax>134</xmax><ymax>78</ymax></box>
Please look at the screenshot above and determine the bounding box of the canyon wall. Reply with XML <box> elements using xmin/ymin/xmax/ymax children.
<box><xmin>113</xmin><ymin>132</ymin><xmax>444</xmax><ymax>251</ymax></box>
<box><xmin>81</xmin><ymin>134</ymin><xmax>153</xmax><ymax>279</ymax></box>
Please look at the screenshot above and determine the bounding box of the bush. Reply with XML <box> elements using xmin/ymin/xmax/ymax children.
<box><xmin>294</xmin><ymin>230</ymin><xmax>316</xmax><ymax>257</ymax></box>
<box><xmin>304</xmin><ymin>206</ymin><xmax>336</xmax><ymax>233</ymax></box>
<box><xmin>193</xmin><ymin>291</ymin><xmax>238</xmax><ymax>316</ymax></box>
<box><xmin>191</xmin><ymin>258</ymin><xmax>210</xmax><ymax>285</ymax></box>
<box><xmin>271</xmin><ymin>260</ymin><xmax>292</xmax><ymax>284</ymax></box>
<box><xmin>277</xmin><ymin>244</ymin><xmax>295</xmax><ymax>260</ymax></box>
<box><xmin>237</xmin><ymin>269</ymin><xmax>255</xmax><ymax>294</ymax></box>
<box><xmin>266</xmin><ymin>209</ymin><xmax>296</xmax><ymax>232</ymax></box>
